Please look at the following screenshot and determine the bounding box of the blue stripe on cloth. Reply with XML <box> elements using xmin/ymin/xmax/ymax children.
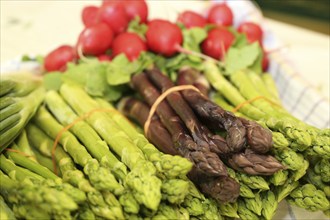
<box><xmin>280</xmin><ymin>72</ymin><xmax>297</xmax><ymax>100</ymax></box>
<box><xmin>303</xmin><ymin>98</ymin><xmax>324</xmax><ymax>121</ymax></box>
<box><xmin>287</xmin><ymin>203</ymin><xmax>297</xmax><ymax>220</ymax></box>
<box><xmin>290</xmin><ymin>86</ymin><xmax>309</xmax><ymax>113</ymax></box>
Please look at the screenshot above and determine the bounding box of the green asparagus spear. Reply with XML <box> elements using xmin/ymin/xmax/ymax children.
<box><xmin>203</xmin><ymin>60</ymin><xmax>266</xmax><ymax>120</ymax></box>
<box><xmin>15</xmin><ymin>130</ymin><xmax>37</xmax><ymax>162</ymax></box>
<box><xmin>236</xmin><ymin>172</ymin><xmax>269</xmax><ymax>191</ymax></box>
<box><xmin>161</xmin><ymin>178</ymin><xmax>189</xmax><ymax>204</ymax></box>
<box><xmin>246</xmin><ymin>70</ymin><xmax>281</xmax><ymax>105</ymax></box>
<box><xmin>237</xmin><ymin>199</ymin><xmax>259</xmax><ymax>220</ymax></box>
<box><xmin>274</xmin><ymin>177</ymin><xmax>300</xmax><ymax>202</ymax></box>
<box><xmin>314</xmin><ymin>158</ymin><xmax>330</xmax><ymax>183</ymax></box>
<box><xmin>261</xmin><ymin>191</ymin><xmax>278</xmax><ymax>220</ymax></box>
<box><xmin>270</xmin><ymin>169</ymin><xmax>289</xmax><ymax>186</ymax></box>
<box><xmin>0</xmin><ymin>170</ymin><xmax>77</xmax><ymax>220</ymax></box>
<box><xmin>5</xmin><ymin>143</ymin><xmax>58</xmax><ymax>180</ymax></box>
<box><xmin>26</xmin><ymin>123</ymin><xmax>129</xmax><ymax>217</ymax></box>
<box><xmin>261</xmin><ymin>73</ymin><xmax>282</xmax><ymax>104</ymax></box>
<box><xmin>59</xmin><ymin>83</ymin><xmax>162</xmax><ymax>211</ymax></box>
<box><xmin>288</xmin><ymin>184</ymin><xmax>330</xmax><ymax>211</ymax></box>
<box><xmin>33</xmin><ymin>106</ymin><xmax>124</xmax><ymax>194</ymax></box>
<box><xmin>239</xmin><ymin>182</ymin><xmax>256</xmax><ymax>198</ymax></box>
<box><xmin>244</xmin><ymin>192</ymin><xmax>263</xmax><ymax>216</ymax></box>
<box><xmin>44</xmin><ymin>90</ymin><xmax>128</xmax><ymax>181</ymax></box>
<box><xmin>305</xmin><ymin>145</ymin><xmax>330</xmax><ymax>159</ymax></box>
<box><xmin>304</xmin><ymin>168</ymin><xmax>330</xmax><ymax>198</ymax></box>
<box><xmin>0</xmin><ymin>195</ymin><xmax>16</xmax><ymax>220</ymax></box>
<box><xmin>0</xmin><ymin>84</ymin><xmax>45</xmax><ymax>152</ymax></box>
<box><xmin>218</xmin><ymin>202</ymin><xmax>239</xmax><ymax>218</ymax></box>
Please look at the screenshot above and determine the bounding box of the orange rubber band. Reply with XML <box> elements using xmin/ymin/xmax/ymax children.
<box><xmin>5</xmin><ymin>148</ymin><xmax>36</xmax><ymax>160</ymax></box>
<box><xmin>51</xmin><ymin>107</ymin><xmax>117</xmax><ymax>176</ymax></box>
<box><xmin>144</xmin><ymin>85</ymin><xmax>202</xmax><ymax>136</ymax></box>
<box><xmin>232</xmin><ymin>95</ymin><xmax>282</xmax><ymax>113</ymax></box>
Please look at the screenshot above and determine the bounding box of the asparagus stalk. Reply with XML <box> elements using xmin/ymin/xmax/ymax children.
<box><xmin>237</xmin><ymin>199</ymin><xmax>259</xmax><ymax>220</ymax></box>
<box><xmin>203</xmin><ymin>60</ymin><xmax>266</xmax><ymax>120</ymax></box>
<box><xmin>288</xmin><ymin>184</ymin><xmax>330</xmax><ymax>212</ymax></box>
<box><xmin>120</xmin><ymin>96</ymin><xmax>241</xmax><ymax>203</ymax></box>
<box><xmin>261</xmin><ymin>190</ymin><xmax>278</xmax><ymax>220</ymax></box>
<box><xmin>227</xmin><ymin>149</ymin><xmax>284</xmax><ymax>176</ymax></box>
<box><xmin>59</xmin><ymin>83</ymin><xmax>162</xmax><ymax>211</ymax></box>
<box><xmin>96</xmin><ymin>97</ymin><xmax>193</xmax><ymax>179</ymax></box>
<box><xmin>246</xmin><ymin>70</ymin><xmax>281</xmax><ymax>105</ymax></box>
<box><xmin>131</xmin><ymin>72</ymin><xmax>227</xmax><ymax>177</ymax></box>
<box><xmin>29</xmin><ymin>147</ymin><xmax>57</xmax><ymax>176</ymax></box>
<box><xmin>0</xmin><ymin>195</ymin><xmax>16</xmax><ymax>220</ymax></box>
<box><xmin>235</xmin><ymin>172</ymin><xmax>269</xmax><ymax>191</ymax></box>
<box><xmin>32</xmin><ymin>106</ymin><xmax>124</xmax><ymax>194</ymax></box>
<box><xmin>44</xmin><ymin>90</ymin><xmax>127</xmax><ymax>181</ymax></box>
<box><xmin>0</xmin><ymin>168</ymin><xmax>78</xmax><ymax>220</ymax></box>
<box><xmin>146</xmin><ymin>68</ymin><xmax>233</xmax><ymax>157</ymax></box>
<box><xmin>243</xmin><ymin>192</ymin><xmax>263</xmax><ymax>216</ymax></box>
<box><xmin>15</xmin><ymin>130</ymin><xmax>37</xmax><ymax>162</ymax></box>
<box><xmin>25</xmin><ymin>123</ymin><xmax>127</xmax><ymax>218</ymax></box>
<box><xmin>0</xmin><ymin>84</ymin><xmax>45</xmax><ymax>152</ymax></box>
<box><xmin>261</xmin><ymin>73</ymin><xmax>282</xmax><ymax>104</ymax></box>
<box><xmin>177</xmin><ymin>67</ymin><xmax>246</xmax><ymax>153</ymax></box>
<box><xmin>5</xmin><ymin>143</ymin><xmax>58</xmax><ymax>180</ymax></box>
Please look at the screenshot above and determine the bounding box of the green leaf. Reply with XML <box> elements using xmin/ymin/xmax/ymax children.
<box><xmin>43</xmin><ymin>72</ymin><xmax>62</xmax><ymax>90</ymax></box>
<box><xmin>85</xmin><ymin>64</ymin><xmax>107</xmax><ymax>97</ymax></box>
<box><xmin>225</xmin><ymin>42</ymin><xmax>261</xmax><ymax>75</ymax></box>
<box><xmin>232</xmin><ymin>33</ymin><xmax>249</xmax><ymax>49</ymax></box>
<box><xmin>103</xmin><ymin>85</ymin><xmax>128</xmax><ymax>102</ymax></box>
<box><xmin>106</xmin><ymin>52</ymin><xmax>155</xmax><ymax>86</ymax></box>
<box><xmin>127</xmin><ymin>17</ymin><xmax>148</xmax><ymax>40</ymax></box>
<box><xmin>106</xmin><ymin>54</ymin><xmax>136</xmax><ymax>85</ymax></box>
<box><xmin>182</xmin><ymin>27</ymin><xmax>207</xmax><ymax>62</ymax></box>
<box><xmin>249</xmin><ymin>46</ymin><xmax>263</xmax><ymax>74</ymax></box>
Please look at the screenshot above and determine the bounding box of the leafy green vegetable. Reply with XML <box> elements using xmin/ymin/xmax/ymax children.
<box><xmin>127</xmin><ymin>17</ymin><xmax>148</xmax><ymax>40</ymax></box>
<box><xmin>225</xmin><ymin>42</ymin><xmax>261</xmax><ymax>75</ymax></box>
<box><xmin>182</xmin><ymin>27</ymin><xmax>207</xmax><ymax>62</ymax></box>
<box><xmin>43</xmin><ymin>72</ymin><xmax>62</xmax><ymax>91</ymax></box>
<box><xmin>43</xmin><ymin>52</ymin><xmax>154</xmax><ymax>101</ymax></box>
<box><xmin>249</xmin><ymin>46</ymin><xmax>263</xmax><ymax>74</ymax></box>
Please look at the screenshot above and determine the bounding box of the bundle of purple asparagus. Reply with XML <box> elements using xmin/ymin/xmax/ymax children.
<box><xmin>119</xmin><ymin>66</ymin><xmax>284</xmax><ymax>203</ymax></box>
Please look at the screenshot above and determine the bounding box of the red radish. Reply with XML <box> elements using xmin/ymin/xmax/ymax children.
<box><xmin>77</xmin><ymin>23</ymin><xmax>114</xmax><ymax>56</ymax></box>
<box><xmin>82</xmin><ymin>6</ymin><xmax>99</xmax><ymax>27</ymax></box>
<box><xmin>97</xmin><ymin>2</ymin><xmax>129</xmax><ymax>35</ymax></box>
<box><xmin>238</xmin><ymin>22</ymin><xmax>263</xmax><ymax>44</ymax></box>
<box><xmin>261</xmin><ymin>49</ymin><xmax>269</xmax><ymax>71</ymax></box>
<box><xmin>177</xmin><ymin>10</ymin><xmax>207</xmax><ymax>28</ymax></box>
<box><xmin>44</xmin><ymin>45</ymin><xmax>76</xmax><ymax>72</ymax></box>
<box><xmin>122</xmin><ymin>0</ymin><xmax>148</xmax><ymax>23</ymax></box>
<box><xmin>112</xmin><ymin>32</ymin><xmax>147</xmax><ymax>61</ymax></box>
<box><xmin>201</xmin><ymin>27</ymin><xmax>235</xmax><ymax>60</ymax></box>
<box><xmin>98</xmin><ymin>54</ymin><xmax>112</xmax><ymax>62</ymax></box>
<box><xmin>146</xmin><ymin>19</ymin><xmax>183</xmax><ymax>57</ymax></box>
<box><xmin>207</xmin><ymin>3</ymin><xmax>233</xmax><ymax>26</ymax></box>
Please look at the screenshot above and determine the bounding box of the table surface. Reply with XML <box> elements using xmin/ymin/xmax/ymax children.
<box><xmin>1</xmin><ymin>0</ymin><xmax>329</xmax><ymax>101</ymax></box>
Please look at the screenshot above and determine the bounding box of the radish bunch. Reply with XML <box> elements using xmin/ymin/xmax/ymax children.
<box><xmin>44</xmin><ymin>1</ymin><xmax>269</xmax><ymax>73</ymax></box>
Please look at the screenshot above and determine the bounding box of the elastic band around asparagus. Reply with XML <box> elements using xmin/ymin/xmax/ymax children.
<box><xmin>44</xmin><ymin>90</ymin><xmax>127</xmax><ymax>181</ymax></box>
<box><xmin>32</xmin><ymin>106</ymin><xmax>124</xmax><ymax>194</ymax></box>
<box><xmin>25</xmin><ymin>124</ymin><xmax>126</xmax><ymax>219</ymax></box>
<box><xmin>96</xmin><ymin>98</ymin><xmax>193</xmax><ymax>179</ymax></box>
<box><xmin>131</xmin><ymin>72</ymin><xmax>228</xmax><ymax>177</ymax></box>
<box><xmin>59</xmin><ymin>83</ymin><xmax>162</xmax><ymax>211</ymax></box>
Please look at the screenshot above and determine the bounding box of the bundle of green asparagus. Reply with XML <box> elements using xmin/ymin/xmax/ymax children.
<box><xmin>11</xmin><ymin>83</ymin><xmax>225</xmax><ymax>219</ymax></box>
<box><xmin>0</xmin><ymin>74</ymin><xmax>45</xmax><ymax>152</ymax></box>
